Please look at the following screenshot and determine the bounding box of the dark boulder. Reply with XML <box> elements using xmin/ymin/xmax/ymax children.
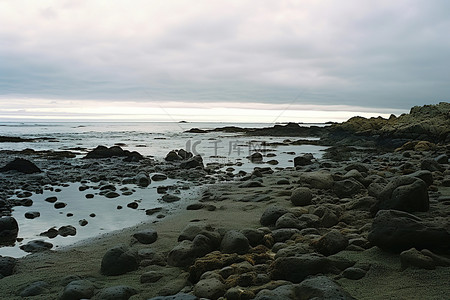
<box><xmin>0</xmin><ymin>256</ymin><xmax>17</xmax><ymax>277</ymax></box>
<box><xmin>20</xmin><ymin>240</ymin><xmax>53</xmax><ymax>253</ymax></box>
<box><xmin>294</xmin><ymin>154</ymin><xmax>314</xmax><ymax>167</ymax></box>
<box><xmin>133</xmin><ymin>230</ymin><xmax>158</xmax><ymax>244</ymax></box>
<box><xmin>220</xmin><ymin>230</ymin><xmax>250</xmax><ymax>255</ymax></box>
<box><xmin>84</xmin><ymin>145</ymin><xmax>143</xmax><ymax>160</ymax></box>
<box><xmin>101</xmin><ymin>245</ymin><xmax>139</xmax><ymax>276</ymax></box>
<box><xmin>0</xmin><ymin>216</ymin><xmax>19</xmax><ymax>245</ymax></box>
<box><xmin>260</xmin><ymin>206</ymin><xmax>289</xmax><ymax>226</ymax></box>
<box><xmin>270</xmin><ymin>254</ymin><xmax>330</xmax><ymax>283</ymax></box>
<box><xmin>312</xmin><ymin>230</ymin><xmax>349</xmax><ymax>256</ymax></box>
<box><xmin>295</xmin><ymin>275</ymin><xmax>356</xmax><ymax>300</ymax></box>
<box><xmin>180</xmin><ymin>155</ymin><xmax>204</xmax><ymax>169</ymax></box>
<box><xmin>0</xmin><ymin>158</ymin><xmax>41</xmax><ymax>174</ymax></box>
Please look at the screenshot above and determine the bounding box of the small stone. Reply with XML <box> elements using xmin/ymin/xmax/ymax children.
<box><xmin>290</xmin><ymin>187</ymin><xmax>313</xmax><ymax>206</ymax></box>
<box><xmin>54</xmin><ymin>202</ymin><xmax>67</xmax><ymax>209</ymax></box>
<box><xmin>193</xmin><ymin>278</ymin><xmax>226</xmax><ymax>300</ymax></box>
<box><xmin>105</xmin><ymin>191</ymin><xmax>120</xmax><ymax>198</ymax></box>
<box><xmin>45</xmin><ymin>196</ymin><xmax>58</xmax><ymax>203</ymax></box>
<box><xmin>79</xmin><ymin>219</ymin><xmax>88</xmax><ymax>226</ymax></box>
<box><xmin>400</xmin><ymin>248</ymin><xmax>435</xmax><ymax>270</ymax></box>
<box><xmin>133</xmin><ymin>230</ymin><xmax>158</xmax><ymax>244</ymax></box>
<box><xmin>60</xmin><ymin>280</ymin><xmax>95</xmax><ymax>300</ymax></box>
<box><xmin>127</xmin><ymin>202</ymin><xmax>139</xmax><ymax>209</ymax></box>
<box><xmin>162</xmin><ymin>194</ymin><xmax>181</xmax><ymax>203</ymax></box>
<box><xmin>342</xmin><ymin>267</ymin><xmax>367</xmax><ymax>280</ymax></box>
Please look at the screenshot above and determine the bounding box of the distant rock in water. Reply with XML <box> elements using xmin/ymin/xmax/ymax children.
<box><xmin>83</xmin><ymin>145</ymin><xmax>143</xmax><ymax>161</ymax></box>
<box><xmin>186</xmin><ymin>128</ymin><xmax>207</xmax><ymax>133</ymax></box>
<box><xmin>0</xmin><ymin>158</ymin><xmax>41</xmax><ymax>174</ymax></box>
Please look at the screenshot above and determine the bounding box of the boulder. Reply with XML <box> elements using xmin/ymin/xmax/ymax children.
<box><xmin>409</xmin><ymin>170</ymin><xmax>433</xmax><ymax>186</ymax></box>
<box><xmin>333</xmin><ymin>179</ymin><xmax>366</xmax><ymax>198</ymax></box>
<box><xmin>147</xmin><ymin>293</ymin><xmax>198</xmax><ymax>300</ymax></box>
<box><xmin>0</xmin><ymin>216</ymin><xmax>19</xmax><ymax>245</ymax></box>
<box><xmin>312</xmin><ymin>230</ymin><xmax>349</xmax><ymax>256</ymax></box>
<box><xmin>368</xmin><ymin>210</ymin><xmax>450</xmax><ymax>253</ymax></box>
<box><xmin>135</xmin><ymin>172</ymin><xmax>151</xmax><ymax>187</ymax></box>
<box><xmin>152</xmin><ymin>173</ymin><xmax>168</xmax><ymax>181</ymax></box>
<box><xmin>193</xmin><ymin>278</ymin><xmax>226</xmax><ymax>300</ymax></box>
<box><xmin>101</xmin><ymin>245</ymin><xmax>139</xmax><ymax>276</ymax></box>
<box><xmin>20</xmin><ymin>281</ymin><xmax>49</xmax><ymax>297</ymax></box>
<box><xmin>93</xmin><ymin>285</ymin><xmax>138</xmax><ymax>300</ymax></box>
<box><xmin>220</xmin><ymin>230</ymin><xmax>250</xmax><ymax>255</ymax></box>
<box><xmin>294</xmin><ymin>154</ymin><xmax>314</xmax><ymax>167</ymax></box>
<box><xmin>0</xmin><ymin>158</ymin><xmax>41</xmax><ymax>174</ymax></box>
<box><xmin>299</xmin><ymin>171</ymin><xmax>334</xmax><ymax>189</ymax></box>
<box><xmin>167</xmin><ymin>240</ymin><xmax>196</xmax><ymax>267</ymax></box>
<box><xmin>295</xmin><ymin>275</ymin><xmax>356</xmax><ymax>300</ymax></box>
<box><xmin>421</xmin><ymin>159</ymin><xmax>444</xmax><ymax>172</ymax></box>
<box><xmin>60</xmin><ymin>280</ymin><xmax>95</xmax><ymax>300</ymax></box>
<box><xmin>270</xmin><ymin>254</ymin><xmax>330</xmax><ymax>283</ymax></box>
<box><xmin>180</xmin><ymin>155</ymin><xmax>204</xmax><ymax>169</ymax></box>
<box><xmin>58</xmin><ymin>225</ymin><xmax>77</xmax><ymax>237</ymax></box>
<box><xmin>133</xmin><ymin>230</ymin><xmax>158</xmax><ymax>244</ymax></box>
<box><xmin>165</xmin><ymin>150</ymin><xmax>183</xmax><ymax>161</ymax></box>
<box><xmin>290</xmin><ymin>187</ymin><xmax>313</xmax><ymax>206</ymax></box>
<box><xmin>84</xmin><ymin>145</ymin><xmax>143</xmax><ymax>160</ymax></box>
<box><xmin>260</xmin><ymin>206</ymin><xmax>289</xmax><ymax>226</ymax></box>
<box><xmin>25</xmin><ymin>211</ymin><xmax>41</xmax><ymax>219</ymax></box>
<box><xmin>20</xmin><ymin>240</ymin><xmax>53</xmax><ymax>253</ymax></box>
<box><xmin>373</xmin><ymin>176</ymin><xmax>429</xmax><ymax>213</ymax></box>
<box><xmin>248</xmin><ymin>152</ymin><xmax>263</xmax><ymax>162</ymax></box>
<box><xmin>0</xmin><ymin>256</ymin><xmax>16</xmax><ymax>277</ymax></box>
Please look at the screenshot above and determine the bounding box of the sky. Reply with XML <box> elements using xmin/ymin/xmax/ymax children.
<box><xmin>0</xmin><ymin>0</ymin><xmax>449</xmax><ymax>122</ymax></box>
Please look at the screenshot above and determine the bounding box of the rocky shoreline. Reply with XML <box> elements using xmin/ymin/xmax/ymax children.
<box><xmin>0</xmin><ymin>103</ymin><xmax>449</xmax><ymax>299</ymax></box>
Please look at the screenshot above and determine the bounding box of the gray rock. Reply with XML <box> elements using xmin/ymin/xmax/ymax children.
<box><xmin>260</xmin><ymin>206</ymin><xmax>289</xmax><ymax>226</ymax></box>
<box><xmin>241</xmin><ymin>228</ymin><xmax>265</xmax><ymax>247</ymax></box>
<box><xmin>93</xmin><ymin>285</ymin><xmax>138</xmax><ymax>300</ymax></box>
<box><xmin>135</xmin><ymin>172</ymin><xmax>151</xmax><ymax>187</ymax></box>
<box><xmin>248</xmin><ymin>152</ymin><xmax>263</xmax><ymax>162</ymax></box>
<box><xmin>162</xmin><ymin>194</ymin><xmax>181</xmax><ymax>203</ymax></box>
<box><xmin>60</xmin><ymin>280</ymin><xmax>95</xmax><ymax>300</ymax></box>
<box><xmin>105</xmin><ymin>191</ymin><xmax>120</xmax><ymax>198</ymax></box>
<box><xmin>275</xmin><ymin>213</ymin><xmax>300</xmax><ymax>229</ymax></box>
<box><xmin>180</xmin><ymin>155</ymin><xmax>204</xmax><ymax>169</ymax></box>
<box><xmin>400</xmin><ymin>248</ymin><xmax>435</xmax><ymax>270</ymax></box>
<box><xmin>20</xmin><ymin>240</ymin><xmax>53</xmax><ymax>253</ymax></box>
<box><xmin>374</xmin><ymin>176</ymin><xmax>429</xmax><ymax>213</ymax></box>
<box><xmin>299</xmin><ymin>171</ymin><xmax>334</xmax><ymax>189</ymax></box>
<box><xmin>435</xmin><ymin>154</ymin><xmax>448</xmax><ymax>164</ymax></box>
<box><xmin>178</xmin><ymin>224</ymin><xmax>205</xmax><ymax>242</ymax></box>
<box><xmin>342</xmin><ymin>267</ymin><xmax>367</xmax><ymax>280</ymax></box>
<box><xmin>270</xmin><ymin>254</ymin><xmax>330</xmax><ymax>283</ymax></box>
<box><xmin>152</xmin><ymin>173</ymin><xmax>168</xmax><ymax>181</ymax></box>
<box><xmin>54</xmin><ymin>202</ymin><xmax>67</xmax><ymax>208</ymax></box>
<box><xmin>165</xmin><ymin>150</ymin><xmax>183</xmax><ymax>161</ymax></box>
<box><xmin>141</xmin><ymin>271</ymin><xmax>164</xmax><ymax>283</ymax></box>
<box><xmin>409</xmin><ymin>170</ymin><xmax>433</xmax><ymax>186</ymax></box>
<box><xmin>147</xmin><ymin>293</ymin><xmax>198</xmax><ymax>300</ymax></box>
<box><xmin>294</xmin><ymin>154</ymin><xmax>313</xmax><ymax>166</ymax></box>
<box><xmin>220</xmin><ymin>230</ymin><xmax>250</xmax><ymax>254</ymax></box>
<box><xmin>58</xmin><ymin>225</ymin><xmax>77</xmax><ymax>237</ymax></box>
<box><xmin>0</xmin><ymin>158</ymin><xmax>41</xmax><ymax>174</ymax></box>
<box><xmin>254</xmin><ymin>284</ymin><xmax>295</xmax><ymax>300</ymax></box>
<box><xmin>167</xmin><ymin>240</ymin><xmax>196</xmax><ymax>267</ymax></box>
<box><xmin>421</xmin><ymin>159</ymin><xmax>444</xmax><ymax>172</ymax></box>
<box><xmin>25</xmin><ymin>211</ymin><xmax>41</xmax><ymax>219</ymax></box>
<box><xmin>313</xmin><ymin>230</ymin><xmax>349</xmax><ymax>256</ymax></box>
<box><xmin>271</xmin><ymin>228</ymin><xmax>300</xmax><ymax>243</ymax></box>
<box><xmin>290</xmin><ymin>187</ymin><xmax>313</xmax><ymax>206</ymax></box>
<box><xmin>0</xmin><ymin>256</ymin><xmax>16</xmax><ymax>277</ymax></box>
<box><xmin>0</xmin><ymin>216</ymin><xmax>19</xmax><ymax>245</ymax></box>
<box><xmin>20</xmin><ymin>281</ymin><xmax>49</xmax><ymax>297</ymax></box>
<box><xmin>334</xmin><ymin>179</ymin><xmax>366</xmax><ymax>198</ymax></box>
<box><xmin>295</xmin><ymin>275</ymin><xmax>356</xmax><ymax>299</ymax></box>
<box><xmin>101</xmin><ymin>245</ymin><xmax>139</xmax><ymax>276</ymax></box>
<box><xmin>133</xmin><ymin>230</ymin><xmax>158</xmax><ymax>244</ymax></box>
<box><xmin>193</xmin><ymin>278</ymin><xmax>226</xmax><ymax>300</ymax></box>
<box><xmin>368</xmin><ymin>210</ymin><xmax>450</xmax><ymax>253</ymax></box>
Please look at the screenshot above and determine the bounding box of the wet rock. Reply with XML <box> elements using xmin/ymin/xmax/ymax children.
<box><xmin>13</xmin><ymin>198</ymin><xmax>33</xmax><ymax>206</ymax></box>
<box><xmin>373</xmin><ymin>176</ymin><xmax>429</xmax><ymax>214</ymax></box>
<box><xmin>435</xmin><ymin>154</ymin><xmax>448</xmax><ymax>164</ymax></box>
<box><xmin>312</xmin><ymin>230</ymin><xmax>349</xmax><ymax>256</ymax></box>
<box><xmin>270</xmin><ymin>253</ymin><xmax>330</xmax><ymax>283</ymax></box>
<box><xmin>294</xmin><ymin>154</ymin><xmax>313</xmax><ymax>166</ymax></box>
<box><xmin>0</xmin><ymin>256</ymin><xmax>16</xmax><ymax>277</ymax></box>
<box><xmin>40</xmin><ymin>227</ymin><xmax>59</xmax><ymax>238</ymax></box>
<box><xmin>0</xmin><ymin>158</ymin><xmax>41</xmax><ymax>174</ymax></box>
<box><xmin>105</xmin><ymin>191</ymin><xmax>120</xmax><ymax>198</ymax></box>
<box><xmin>334</xmin><ymin>179</ymin><xmax>366</xmax><ymax>198</ymax></box>
<box><xmin>400</xmin><ymin>248</ymin><xmax>435</xmax><ymax>270</ymax></box>
<box><xmin>271</xmin><ymin>228</ymin><xmax>300</xmax><ymax>243</ymax></box>
<box><xmin>135</xmin><ymin>172</ymin><xmax>151</xmax><ymax>187</ymax></box>
<box><xmin>60</xmin><ymin>280</ymin><xmax>95</xmax><ymax>300</ymax></box>
<box><xmin>79</xmin><ymin>219</ymin><xmax>88</xmax><ymax>226</ymax></box>
<box><xmin>93</xmin><ymin>285</ymin><xmax>138</xmax><ymax>300</ymax></box>
<box><xmin>165</xmin><ymin>150</ymin><xmax>183</xmax><ymax>161</ymax></box>
<box><xmin>0</xmin><ymin>216</ymin><xmax>19</xmax><ymax>245</ymax></box>
<box><xmin>152</xmin><ymin>173</ymin><xmax>168</xmax><ymax>181</ymax></box>
<box><xmin>127</xmin><ymin>202</ymin><xmax>138</xmax><ymax>209</ymax></box>
<box><xmin>54</xmin><ymin>202</ymin><xmax>67</xmax><ymax>209</ymax></box>
<box><xmin>20</xmin><ymin>240</ymin><xmax>53</xmax><ymax>253</ymax></box>
<box><xmin>290</xmin><ymin>187</ymin><xmax>313</xmax><ymax>206</ymax></box>
<box><xmin>58</xmin><ymin>225</ymin><xmax>77</xmax><ymax>237</ymax></box>
<box><xmin>193</xmin><ymin>278</ymin><xmax>226</xmax><ymax>300</ymax></box>
<box><xmin>162</xmin><ymin>194</ymin><xmax>181</xmax><ymax>203</ymax></box>
<box><xmin>241</xmin><ymin>228</ymin><xmax>265</xmax><ymax>247</ymax></box>
<box><xmin>299</xmin><ymin>171</ymin><xmax>334</xmax><ymax>189</ymax></box>
<box><xmin>181</xmin><ymin>155</ymin><xmax>204</xmax><ymax>169</ymax></box>
<box><xmin>220</xmin><ymin>230</ymin><xmax>250</xmax><ymax>254</ymax></box>
<box><xmin>260</xmin><ymin>206</ymin><xmax>289</xmax><ymax>226</ymax></box>
<box><xmin>45</xmin><ymin>196</ymin><xmax>58</xmax><ymax>203</ymax></box>
<box><xmin>133</xmin><ymin>229</ymin><xmax>158</xmax><ymax>244</ymax></box>
<box><xmin>25</xmin><ymin>211</ymin><xmax>40</xmax><ymax>219</ymax></box>
<box><xmin>84</xmin><ymin>145</ymin><xmax>143</xmax><ymax>160</ymax></box>
<box><xmin>342</xmin><ymin>267</ymin><xmax>367</xmax><ymax>280</ymax></box>
<box><xmin>20</xmin><ymin>281</ymin><xmax>49</xmax><ymax>297</ymax></box>
<box><xmin>248</xmin><ymin>152</ymin><xmax>263</xmax><ymax>162</ymax></box>
<box><xmin>275</xmin><ymin>213</ymin><xmax>301</xmax><ymax>230</ymax></box>
<box><xmin>295</xmin><ymin>275</ymin><xmax>356</xmax><ymax>300</ymax></box>
<box><xmin>167</xmin><ymin>240</ymin><xmax>196</xmax><ymax>267</ymax></box>
<box><xmin>101</xmin><ymin>245</ymin><xmax>139</xmax><ymax>276</ymax></box>
<box><xmin>368</xmin><ymin>210</ymin><xmax>450</xmax><ymax>253</ymax></box>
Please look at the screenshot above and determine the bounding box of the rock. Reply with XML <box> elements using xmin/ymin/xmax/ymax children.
<box><xmin>20</xmin><ymin>281</ymin><xmax>49</xmax><ymax>297</ymax></box>
<box><xmin>127</xmin><ymin>202</ymin><xmax>138</xmax><ymax>209</ymax></box>
<box><xmin>290</xmin><ymin>187</ymin><xmax>313</xmax><ymax>206</ymax></box>
<box><xmin>400</xmin><ymin>248</ymin><xmax>435</xmax><ymax>270</ymax></box>
<box><xmin>373</xmin><ymin>176</ymin><xmax>429</xmax><ymax>214</ymax></box>
<box><xmin>84</xmin><ymin>145</ymin><xmax>143</xmax><ymax>160</ymax></box>
<box><xmin>167</xmin><ymin>240</ymin><xmax>196</xmax><ymax>267</ymax></box>
<box><xmin>254</xmin><ymin>284</ymin><xmax>296</xmax><ymax>300</ymax></box>
<box><xmin>220</xmin><ymin>230</ymin><xmax>250</xmax><ymax>254</ymax></box>
<box><xmin>141</xmin><ymin>271</ymin><xmax>164</xmax><ymax>283</ymax></box>
<box><xmin>54</xmin><ymin>202</ymin><xmax>67</xmax><ymax>209</ymax></box>
<box><xmin>58</xmin><ymin>225</ymin><xmax>77</xmax><ymax>237</ymax></box>
<box><xmin>260</xmin><ymin>206</ymin><xmax>289</xmax><ymax>226</ymax></box>
<box><xmin>193</xmin><ymin>278</ymin><xmax>226</xmax><ymax>300</ymax></box>
<box><xmin>409</xmin><ymin>170</ymin><xmax>433</xmax><ymax>186</ymax></box>
<box><xmin>368</xmin><ymin>210</ymin><xmax>450</xmax><ymax>253</ymax></box>
<box><xmin>294</xmin><ymin>154</ymin><xmax>313</xmax><ymax>166</ymax></box>
<box><xmin>165</xmin><ymin>150</ymin><xmax>183</xmax><ymax>161</ymax></box>
<box><xmin>239</xmin><ymin>181</ymin><xmax>265</xmax><ymax>188</ymax></box>
<box><xmin>0</xmin><ymin>256</ymin><xmax>16</xmax><ymax>277</ymax></box>
<box><xmin>93</xmin><ymin>285</ymin><xmax>138</xmax><ymax>300</ymax></box>
<box><xmin>162</xmin><ymin>194</ymin><xmax>181</xmax><ymax>203</ymax></box>
<box><xmin>180</xmin><ymin>155</ymin><xmax>204</xmax><ymax>169</ymax></box>
<box><xmin>334</xmin><ymin>179</ymin><xmax>366</xmax><ymax>198</ymax></box>
<box><xmin>0</xmin><ymin>216</ymin><xmax>19</xmax><ymax>245</ymax></box>
<box><xmin>345</xmin><ymin>163</ymin><xmax>369</xmax><ymax>173</ymax></box>
<box><xmin>275</xmin><ymin>213</ymin><xmax>301</xmax><ymax>230</ymax></box>
<box><xmin>79</xmin><ymin>219</ymin><xmax>88</xmax><ymax>226</ymax></box>
<box><xmin>135</xmin><ymin>172</ymin><xmax>151</xmax><ymax>187</ymax></box>
<box><xmin>295</xmin><ymin>275</ymin><xmax>356</xmax><ymax>300</ymax></box>
<box><xmin>20</xmin><ymin>240</ymin><xmax>53</xmax><ymax>253</ymax></box>
<box><xmin>421</xmin><ymin>159</ymin><xmax>444</xmax><ymax>172</ymax></box>
<box><xmin>271</xmin><ymin>228</ymin><xmax>300</xmax><ymax>243</ymax></box>
<box><xmin>299</xmin><ymin>171</ymin><xmax>334</xmax><ymax>189</ymax></box>
<box><xmin>152</xmin><ymin>173</ymin><xmax>168</xmax><ymax>181</ymax></box>
<box><xmin>25</xmin><ymin>211</ymin><xmax>41</xmax><ymax>219</ymax></box>
<box><xmin>60</xmin><ymin>280</ymin><xmax>95</xmax><ymax>300</ymax></box>
<box><xmin>133</xmin><ymin>230</ymin><xmax>158</xmax><ymax>244</ymax></box>
<box><xmin>270</xmin><ymin>254</ymin><xmax>330</xmax><ymax>283</ymax></box>
<box><xmin>45</xmin><ymin>196</ymin><xmax>58</xmax><ymax>203</ymax></box>
<box><xmin>147</xmin><ymin>293</ymin><xmax>198</xmax><ymax>300</ymax></box>
<box><xmin>421</xmin><ymin>249</ymin><xmax>450</xmax><ymax>266</ymax></box>
<box><xmin>312</xmin><ymin>230</ymin><xmax>349</xmax><ymax>256</ymax></box>
<box><xmin>342</xmin><ymin>267</ymin><xmax>367</xmax><ymax>280</ymax></box>
<box><xmin>40</xmin><ymin>227</ymin><xmax>59</xmax><ymax>238</ymax></box>
<box><xmin>101</xmin><ymin>245</ymin><xmax>139</xmax><ymax>276</ymax></box>
<box><xmin>248</xmin><ymin>152</ymin><xmax>263</xmax><ymax>162</ymax></box>
<box><xmin>435</xmin><ymin>154</ymin><xmax>448</xmax><ymax>164</ymax></box>
<box><xmin>241</xmin><ymin>228</ymin><xmax>265</xmax><ymax>247</ymax></box>
<box><xmin>0</xmin><ymin>158</ymin><xmax>41</xmax><ymax>174</ymax></box>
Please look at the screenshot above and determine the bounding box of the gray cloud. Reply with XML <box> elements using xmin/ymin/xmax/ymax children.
<box><xmin>0</xmin><ymin>0</ymin><xmax>448</xmax><ymax>110</ymax></box>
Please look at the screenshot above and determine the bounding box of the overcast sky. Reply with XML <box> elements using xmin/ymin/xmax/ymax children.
<box><xmin>0</xmin><ymin>0</ymin><xmax>449</xmax><ymax>121</ymax></box>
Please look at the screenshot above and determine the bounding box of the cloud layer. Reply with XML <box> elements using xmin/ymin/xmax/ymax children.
<box><xmin>1</xmin><ymin>0</ymin><xmax>449</xmax><ymax>111</ymax></box>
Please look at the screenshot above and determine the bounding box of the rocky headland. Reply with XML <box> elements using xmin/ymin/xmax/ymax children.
<box><xmin>0</xmin><ymin>103</ymin><xmax>449</xmax><ymax>299</ymax></box>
